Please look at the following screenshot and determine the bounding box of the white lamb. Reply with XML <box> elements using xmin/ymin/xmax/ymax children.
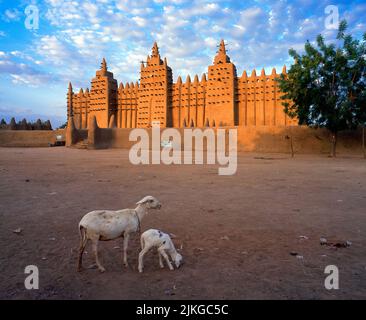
<box><xmin>77</xmin><ymin>196</ymin><xmax>161</xmax><ymax>273</ymax></box>
<box><xmin>138</xmin><ymin>229</ymin><xmax>183</xmax><ymax>273</ymax></box>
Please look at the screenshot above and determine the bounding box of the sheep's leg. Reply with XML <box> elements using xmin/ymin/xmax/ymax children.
<box><xmin>77</xmin><ymin>236</ymin><xmax>88</xmax><ymax>272</ymax></box>
<box><xmin>91</xmin><ymin>238</ymin><xmax>105</xmax><ymax>273</ymax></box>
<box><xmin>158</xmin><ymin>252</ymin><xmax>164</xmax><ymax>268</ymax></box>
<box><xmin>123</xmin><ymin>232</ymin><xmax>130</xmax><ymax>268</ymax></box>
<box><xmin>158</xmin><ymin>248</ymin><xmax>174</xmax><ymax>270</ymax></box>
<box><xmin>138</xmin><ymin>247</ymin><xmax>151</xmax><ymax>273</ymax></box>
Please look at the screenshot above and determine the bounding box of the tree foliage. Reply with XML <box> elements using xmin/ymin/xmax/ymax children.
<box><xmin>277</xmin><ymin>20</ymin><xmax>366</xmax><ymax>156</ymax></box>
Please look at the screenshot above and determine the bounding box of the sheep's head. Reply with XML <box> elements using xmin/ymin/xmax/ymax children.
<box><xmin>136</xmin><ymin>196</ymin><xmax>162</xmax><ymax>209</ymax></box>
<box><xmin>174</xmin><ymin>253</ymin><xmax>183</xmax><ymax>268</ymax></box>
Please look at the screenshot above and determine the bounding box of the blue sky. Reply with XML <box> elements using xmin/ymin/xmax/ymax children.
<box><xmin>0</xmin><ymin>0</ymin><xmax>365</xmax><ymax>128</ymax></box>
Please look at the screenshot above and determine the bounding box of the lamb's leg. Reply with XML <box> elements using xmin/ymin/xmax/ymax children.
<box><xmin>91</xmin><ymin>238</ymin><xmax>105</xmax><ymax>273</ymax></box>
<box><xmin>158</xmin><ymin>248</ymin><xmax>174</xmax><ymax>270</ymax></box>
<box><xmin>77</xmin><ymin>235</ymin><xmax>88</xmax><ymax>272</ymax></box>
<box><xmin>158</xmin><ymin>252</ymin><xmax>164</xmax><ymax>268</ymax></box>
<box><xmin>138</xmin><ymin>246</ymin><xmax>151</xmax><ymax>273</ymax></box>
<box><xmin>123</xmin><ymin>232</ymin><xmax>130</xmax><ymax>268</ymax></box>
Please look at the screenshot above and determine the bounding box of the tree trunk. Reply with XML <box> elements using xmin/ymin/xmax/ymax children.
<box><xmin>363</xmin><ymin>126</ymin><xmax>365</xmax><ymax>159</ymax></box>
<box><xmin>290</xmin><ymin>132</ymin><xmax>294</xmax><ymax>158</ymax></box>
<box><xmin>330</xmin><ymin>132</ymin><xmax>337</xmax><ymax>158</ymax></box>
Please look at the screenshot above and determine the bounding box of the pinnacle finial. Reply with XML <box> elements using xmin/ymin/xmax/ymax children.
<box><xmin>152</xmin><ymin>42</ymin><xmax>159</xmax><ymax>57</ymax></box>
<box><xmin>214</xmin><ymin>39</ymin><xmax>230</xmax><ymax>64</ymax></box>
<box><xmin>101</xmin><ymin>58</ymin><xmax>107</xmax><ymax>71</ymax></box>
<box><xmin>219</xmin><ymin>39</ymin><xmax>226</xmax><ymax>55</ymax></box>
<box><xmin>68</xmin><ymin>82</ymin><xmax>73</xmax><ymax>91</ymax></box>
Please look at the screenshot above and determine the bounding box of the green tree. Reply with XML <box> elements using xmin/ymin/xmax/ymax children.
<box><xmin>277</xmin><ymin>20</ymin><xmax>366</xmax><ymax>157</ymax></box>
<box><xmin>44</xmin><ymin>120</ymin><xmax>53</xmax><ymax>131</ymax></box>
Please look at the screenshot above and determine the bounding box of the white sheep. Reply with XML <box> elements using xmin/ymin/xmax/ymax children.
<box><xmin>77</xmin><ymin>196</ymin><xmax>161</xmax><ymax>273</ymax></box>
<box><xmin>138</xmin><ymin>229</ymin><xmax>183</xmax><ymax>273</ymax></box>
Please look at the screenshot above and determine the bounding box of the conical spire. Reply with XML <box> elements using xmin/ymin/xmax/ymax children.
<box><xmin>271</xmin><ymin>68</ymin><xmax>277</xmax><ymax>75</ymax></box>
<box><xmin>201</xmin><ymin>73</ymin><xmax>207</xmax><ymax>83</ymax></box>
<box><xmin>152</xmin><ymin>42</ymin><xmax>159</xmax><ymax>57</ymax></box>
<box><xmin>68</xmin><ymin>82</ymin><xmax>73</xmax><ymax>91</ymax></box>
<box><xmin>242</xmin><ymin>70</ymin><xmax>247</xmax><ymax>79</ymax></box>
<box><xmin>261</xmin><ymin>68</ymin><xmax>266</xmax><ymax>77</ymax></box>
<box><xmin>177</xmin><ymin>76</ymin><xmax>182</xmax><ymax>85</ymax></box>
<box><xmin>282</xmin><ymin>65</ymin><xmax>287</xmax><ymax>74</ymax></box>
<box><xmin>101</xmin><ymin>58</ymin><xmax>107</xmax><ymax>71</ymax></box>
<box><xmin>214</xmin><ymin>39</ymin><xmax>230</xmax><ymax>64</ymax></box>
<box><xmin>219</xmin><ymin>39</ymin><xmax>226</xmax><ymax>55</ymax></box>
<box><xmin>89</xmin><ymin>115</ymin><xmax>98</xmax><ymax>130</ymax></box>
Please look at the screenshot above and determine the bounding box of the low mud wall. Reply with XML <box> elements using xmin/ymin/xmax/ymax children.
<box><xmin>89</xmin><ymin>126</ymin><xmax>363</xmax><ymax>155</ymax></box>
<box><xmin>2</xmin><ymin>126</ymin><xmax>363</xmax><ymax>155</ymax></box>
<box><xmin>0</xmin><ymin>130</ymin><xmax>66</xmax><ymax>147</ymax></box>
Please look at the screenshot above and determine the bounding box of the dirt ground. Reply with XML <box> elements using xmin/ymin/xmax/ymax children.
<box><xmin>0</xmin><ymin>147</ymin><xmax>365</xmax><ymax>300</ymax></box>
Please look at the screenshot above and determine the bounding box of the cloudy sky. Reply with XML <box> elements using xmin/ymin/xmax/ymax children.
<box><xmin>0</xmin><ymin>0</ymin><xmax>365</xmax><ymax>127</ymax></box>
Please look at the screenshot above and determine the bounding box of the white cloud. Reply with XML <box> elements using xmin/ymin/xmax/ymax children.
<box><xmin>132</xmin><ymin>16</ymin><xmax>147</xmax><ymax>27</ymax></box>
<box><xmin>7</xmin><ymin>0</ymin><xmax>364</xmax><ymax>88</ymax></box>
<box><xmin>3</xmin><ymin>9</ymin><xmax>22</xmax><ymax>22</ymax></box>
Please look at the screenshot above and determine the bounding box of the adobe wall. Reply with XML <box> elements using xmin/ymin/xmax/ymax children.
<box><xmin>1</xmin><ymin>126</ymin><xmax>362</xmax><ymax>155</ymax></box>
<box><xmin>89</xmin><ymin>126</ymin><xmax>363</xmax><ymax>155</ymax></box>
<box><xmin>236</xmin><ymin>126</ymin><xmax>362</xmax><ymax>154</ymax></box>
<box><xmin>0</xmin><ymin>130</ymin><xmax>66</xmax><ymax>147</ymax></box>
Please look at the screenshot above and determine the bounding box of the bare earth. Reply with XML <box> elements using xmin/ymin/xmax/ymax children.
<box><xmin>0</xmin><ymin>147</ymin><xmax>365</xmax><ymax>300</ymax></box>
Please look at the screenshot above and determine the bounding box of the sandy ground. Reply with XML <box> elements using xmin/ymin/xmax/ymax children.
<box><xmin>0</xmin><ymin>147</ymin><xmax>365</xmax><ymax>300</ymax></box>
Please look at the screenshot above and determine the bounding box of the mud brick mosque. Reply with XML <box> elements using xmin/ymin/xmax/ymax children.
<box><xmin>67</xmin><ymin>40</ymin><xmax>297</xmax><ymax>129</ymax></box>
